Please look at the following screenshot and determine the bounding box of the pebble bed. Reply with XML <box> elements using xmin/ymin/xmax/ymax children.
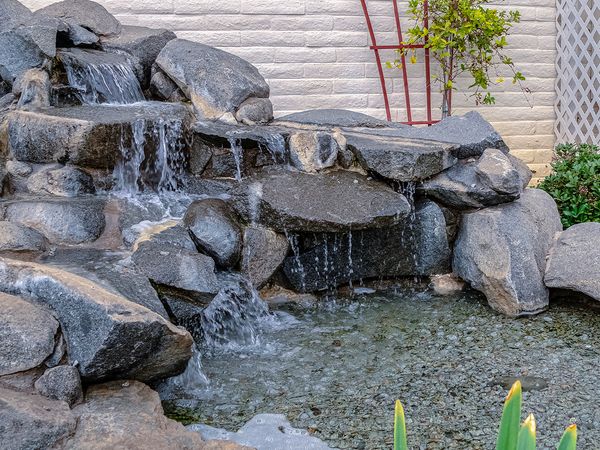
<box><xmin>170</xmin><ymin>289</ymin><xmax>600</xmax><ymax>449</ymax></box>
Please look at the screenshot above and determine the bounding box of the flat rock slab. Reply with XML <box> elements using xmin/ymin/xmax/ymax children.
<box><xmin>345</xmin><ymin>132</ymin><xmax>457</xmax><ymax>182</ymax></box>
<box><xmin>0</xmin><ymin>258</ymin><xmax>193</xmax><ymax>382</ymax></box>
<box><xmin>1</xmin><ymin>197</ymin><xmax>106</xmax><ymax>244</ymax></box>
<box><xmin>545</xmin><ymin>222</ymin><xmax>600</xmax><ymax>301</ymax></box>
<box><xmin>277</xmin><ymin>108</ymin><xmax>391</xmax><ymax>128</ymax></box>
<box><xmin>453</xmin><ymin>189</ymin><xmax>562</xmax><ymax>316</ymax></box>
<box><xmin>7</xmin><ymin>102</ymin><xmax>191</xmax><ymax>169</ymax></box>
<box><xmin>190</xmin><ymin>413</ymin><xmax>333</xmax><ymax>450</ymax></box>
<box><xmin>232</xmin><ymin>168</ymin><xmax>411</xmax><ymax>232</ymax></box>
<box><xmin>0</xmin><ymin>292</ymin><xmax>59</xmax><ymax>376</ymax></box>
<box><xmin>283</xmin><ymin>200</ymin><xmax>450</xmax><ymax>292</ymax></box>
<box><xmin>156</xmin><ymin>39</ymin><xmax>270</xmax><ymax>121</ymax></box>
<box><xmin>0</xmin><ymin>387</ymin><xmax>77</xmax><ymax>450</ymax></box>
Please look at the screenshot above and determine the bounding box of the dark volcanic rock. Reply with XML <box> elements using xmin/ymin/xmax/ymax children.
<box><xmin>345</xmin><ymin>132</ymin><xmax>457</xmax><ymax>182</ymax></box>
<box><xmin>1</xmin><ymin>197</ymin><xmax>106</xmax><ymax>244</ymax></box>
<box><xmin>0</xmin><ymin>258</ymin><xmax>193</xmax><ymax>382</ymax></box>
<box><xmin>241</xmin><ymin>226</ymin><xmax>289</xmax><ymax>288</ymax></box>
<box><xmin>453</xmin><ymin>189</ymin><xmax>562</xmax><ymax>316</ymax></box>
<box><xmin>156</xmin><ymin>39</ymin><xmax>271</xmax><ymax>121</ymax></box>
<box><xmin>0</xmin><ymin>386</ymin><xmax>76</xmax><ymax>449</ymax></box>
<box><xmin>34</xmin><ymin>365</ymin><xmax>83</xmax><ymax>407</ymax></box>
<box><xmin>419</xmin><ymin>148</ymin><xmax>524</xmax><ymax>209</ymax></box>
<box><xmin>102</xmin><ymin>25</ymin><xmax>177</xmax><ymax>88</ymax></box>
<box><xmin>232</xmin><ymin>168</ymin><xmax>412</xmax><ymax>232</ymax></box>
<box><xmin>0</xmin><ymin>221</ymin><xmax>47</xmax><ymax>252</ymax></box>
<box><xmin>6</xmin><ymin>102</ymin><xmax>191</xmax><ymax>170</ymax></box>
<box><xmin>183</xmin><ymin>198</ymin><xmax>242</xmax><ymax>268</ymax></box>
<box><xmin>283</xmin><ymin>200</ymin><xmax>451</xmax><ymax>292</ymax></box>
<box><xmin>0</xmin><ymin>292</ymin><xmax>59</xmax><ymax>376</ymax></box>
<box><xmin>545</xmin><ymin>222</ymin><xmax>600</xmax><ymax>301</ymax></box>
<box><xmin>37</xmin><ymin>0</ymin><xmax>122</xmax><ymax>37</ymax></box>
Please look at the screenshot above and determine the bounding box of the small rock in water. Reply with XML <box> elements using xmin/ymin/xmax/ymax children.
<box><xmin>430</xmin><ymin>273</ymin><xmax>465</xmax><ymax>296</ymax></box>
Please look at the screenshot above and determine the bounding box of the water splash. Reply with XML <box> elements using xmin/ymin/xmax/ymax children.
<box><xmin>228</xmin><ymin>138</ymin><xmax>243</xmax><ymax>181</ymax></box>
<box><xmin>63</xmin><ymin>54</ymin><xmax>144</xmax><ymax>105</ymax></box>
<box><xmin>158</xmin><ymin>345</ymin><xmax>210</xmax><ymax>399</ymax></box>
<box><xmin>286</xmin><ymin>232</ymin><xmax>306</xmax><ymax>292</ymax></box>
<box><xmin>260</xmin><ymin>133</ymin><xmax>287</xmax><ymax>165</ymax></box>
<box><xmin>247</xmin><ymin>182</ymin><xmax>263</xmax><ymax>225</ymax></box>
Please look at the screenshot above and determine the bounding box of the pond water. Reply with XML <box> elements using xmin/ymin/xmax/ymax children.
<box><xmin>165</xmin><ymin>288</ymin><xmax>600</xmax><ymax>449</ymax></box>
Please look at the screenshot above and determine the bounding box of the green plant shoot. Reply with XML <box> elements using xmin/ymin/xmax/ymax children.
<box><xmin>496</xmin><ymin>380</ymin><xmax>523</xmax><ymax>450</ymax></box>
<box><xmin>394</xmin><ymin>399</ymin><xmax>408</xmax><ymax>450</ymax></box>
<box><xmin>557</xmin><ymin>425</ymin><xmax>577</xmax><ymax>450</ymax></box>
<box><xmin>517</xmin><ymin>414</ymin><xmax>536</xmax><ymax>450</ymax></box>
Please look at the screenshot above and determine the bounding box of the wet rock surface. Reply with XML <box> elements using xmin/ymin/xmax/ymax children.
<box><xmin>545</xmin><ymin>222</ymin><xmax>600</xmax><ymax>301</ymax></box>
<box><xmin>453</xmin><ymin>189</ymin><xmax>562</xmax><ymax>316</ymax></box>
<box><xmin>26</xmin><ymin>164</ymin><xmax>95</xmax><ymax>196</ymax></box>
<box><xmin>241</xmin><ymin>225</ymin><xmax>289</xmax><ymax>288</ymax></box>
<box><xmin>232</xmin><ymin>168</ymin><xmax>412</xmax><ymax>232</ymax></box>
<box><xmin>0</xmin><ymin>292</ymin><xmax>59</xmax><ymax>376</ymax></box>
<box><xmin>0</xmin><ymin>258</ymin><xmax>193</xmax><ymax>382</ymax></box>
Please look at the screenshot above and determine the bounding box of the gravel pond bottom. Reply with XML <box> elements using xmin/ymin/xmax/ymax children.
<box><xmin>166</xmin><ymin>289</ymin><xmax>600</xmax><ymax>449</ymax></box>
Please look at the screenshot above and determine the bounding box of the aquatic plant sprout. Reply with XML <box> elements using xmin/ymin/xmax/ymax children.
<box><xmin>393</xmin><ymin>380</ymin><xmax>577</xmax><ymax>450</ymax></box>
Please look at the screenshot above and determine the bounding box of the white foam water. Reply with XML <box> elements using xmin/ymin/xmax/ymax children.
<box><xmin>228</xmin><ymin>138</ymin><xmax>244</xmax><ymax>181</ymax></box>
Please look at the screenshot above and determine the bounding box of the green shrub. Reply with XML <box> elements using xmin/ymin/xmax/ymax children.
<box><xmin>393</xmin><ymin>381</ymin><xmax>577</xmax><ymax>450</ymax></box>
<box><xmin>539</xmin><ymin>143</ymin><xmax>600</xmax><ymax>228</ymax></box>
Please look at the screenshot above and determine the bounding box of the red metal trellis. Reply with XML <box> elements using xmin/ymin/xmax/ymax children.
<box><xmin>359</xmin><ymin>0</ymin><xmax>438</xmax><ymax>125</ymax></box>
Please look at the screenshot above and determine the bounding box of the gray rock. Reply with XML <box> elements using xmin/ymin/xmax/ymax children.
<box><xmin>63</xmin><ymin>19</ymin><xmax>99</xmax><ymax>45</ymax></box>
<box><xmin>5</xmin><ymin>159</ymin><xmax>32</xmax><ymax>177</ymax></box>
<box><xmin>453</xmin><ymin>189</ymin><xmax>562</xmax><ymax>316</ymax></box>
<box><xmin>346</xmin><ymin>132</ymin><xmax>458</xmax><ymax>181</ymax></box>
<box><xmin>544</xmin><ymin>222</ymin><xmax>600</xmax><ymax>301</ymax></box>
<box><xmin>235</xmin><ymin>97</ymin><xmax>274</xmax><ymax>125</ymax></box>
<box><xmin>288</xmin><ymin>131</ymin><xmax>339</xmax><ymax>173</ymax></box>
<box><xmin>34</xmin><ymin>365</ymin><xmax>83</xmax><ymax>407</ymax></box>
<box><xmin>0</xmin><ymin>27</ymin><xmax>50</xmax><ymax>82</ymax></box>
<box><xmin>283</xmin><ymin>200</ymin><xmax>450</xmax><ymax>292</ymax></box>
<box><xmin>0</xmin><ymin>386</ymin><xmax>76</xmax><ymax>449</ymax></box>
<box><xmin>7</xmin><ymin>102</ymin><xmax>191</xmax><ymax>170</ymax></box>
<box><xmin>149</xmin><ymin>69</ymin><xmax>185</xmax><ymax>102</ymax></box>
<box><xmin>241</xmin><ymin>226</ymin><xmax>289</xmax><ymax>288</ymax></box>
<box><xmin>132</xmin><ymin>224</ymin><xmax>220</xmax><ymax>298</ymax></box>
<box><xmin>102</xmin><ymin>25</ymin><xmax>177</xmax><ymax>88</ymax></box>
<box><xmin>189</xmin><ymin>413</ymin><xmax>333</xmax><ymax>450</ymax></box>
<box><xmin>26</xmin><ymin>165</ymin><xmax>95</xmax><ymax>196</ymax></box>
<box><xmin>0</xmin><ymin>258</ymin><xmax>193</xmax><ymax>382</ymax></box>
<box><xmin>15</xmin><ymin>67</ymin><xmax>50</xmax><ymax>109</ymax></box>
<box><xmin>0</xmin><ymin>293</ymin><xmax>59</xmax><ymax>376</ymax></box>
<box><xmin>64</xmin><ymin>381</ymin><xmax>214</xmax><ymax>450</ymax></box>
<box><xmin>419</xmin><ymin>149</ymin><xmax>523</xmax><ymax>209</ymax></box>
<box><xmin>232</xmin><ymin>168</ymin><xmax>411</xmax><ymax>232</ymax></box>
<box><xmin>507</xmin><ymin>153</ymin><xmax>533</xmax><ymax>188</ymax></box>
<box><xmin>0</xmin><ymin>221</ymin><xmax>47</xmax><ymax>252</ymax></box>
<box><xmin>184</xmin><ymin>198</ymin><xmax>242</xmax><ymax>268</ymax></box>
<box><xmin>278</xmin><ymin>108</ymin><xmax>391</xmax><ymax>128</ymax></box>
<box><xmin>2</xmin><ymin>197</ymin><xmax>106</xmax><ymax>244</ymax></box>
<box><xmin>36</xmin><ymin>0</ymin><xmax>121</xmax><ymax>37</ymax></box>
<box><xmin>0</xmin><ymin>0</ymin><xmax>33</xmax><ymax>26</ymax></box>
<box><xmin>155</xmin><ymin>39</ymin><xmax>270</xmax><ymax>120</ymax></box>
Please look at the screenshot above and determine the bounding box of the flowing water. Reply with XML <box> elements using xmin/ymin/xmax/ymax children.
<box><xmin>164</xmin><ymin>290</ymin><xmax>600</xmax><ymax>449</ymax></box>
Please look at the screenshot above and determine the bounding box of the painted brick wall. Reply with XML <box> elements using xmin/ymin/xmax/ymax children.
<box><xmin>22</xmin><ymin>0</ymin><xmax>557</xmax><ymax>181</ymax></box>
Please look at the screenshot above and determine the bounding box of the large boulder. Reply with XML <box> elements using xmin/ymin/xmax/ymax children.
<box><xmin>453</xmin><ymin>189</ymin><xmax>562</xmax><ymax>316</ymax></box>
<box><xmin>36</xmin><ymin>0</ymin><xmax>122</xmax><ymax>37</ymax></box>
<box><xmin>0</xmin><ymin>258</ymin><xmax>193</xmax><ymax>382</ymax></box>
<box><xmin>6</xmin><ymin>102</ymin><xmax>191</xmax><ymax>170</ymax></box>
<box><xmin>1</xmin><ymin>197</ymin><xmax>106</xmax><ymax>244</ymax></box>
<box><xmin>0</xmin><ymin>220</ymin><xmax>47</xmax><ymax>253</ymax></box>
<box><xmin>184</xmin><ymin>198</ymin><xmax>242</xmax><ymax>268</ymax></box>
<box><xmin>64</xmin><ymin>381</ymin><xmax>245</xmax><ymax>450</ymax></box>
<box><xmin>419</xmin><ymin>148</ymin><xmax>525</xmax><ymax>209</ymax></box>
<box><xmin>544</xmin><ymin>222</ymin><xmax>600</xmax><ymax>301</ymax></box>
<box><xmin>132</xmin><ymin>223</ymin><xmax>220</xmax><ymax>299</ymax></box>
<box><xmin>0</xmin><ymin>387</ymin><xmax>77</xmax><ymax>449</ymax></box>
<box><xmin>345</xmin><ymin>132</ymin><xmax>457</xmax><ymax>182</ymax></box>
<box><xmin>34</xmin><ymin>365</ymin><xmax>83</xmax><ymax>407</ymax></box>
<box><xmin>0</xmin><ymin>293</ymin><xmax>59</xmax><ymax>376</ymax></box>
<box><xmin>101</xmin><ymin>25</ymin><xmax>176</xmax><ymax>88</ymax></box>
<box><xmin>26</xmin><ymin>165</ymin><xmax>95</xmax><ymax>197</ymax></box>
<box><xmin>155</xmin><ymin>39</ymin><xmax>271</xmax><ymax>122</ymax></box>
<box><xmin>232</xmin><ymin>168</ymin><xmax>412</xmax><ymax>232</ymax></box>
<box><xmin>241</xmin><ymin>226</ymin><xmax>289</xmax><ymax>288</ymax></box>
<box><xmin>283</xmin><ymin>200</ymin><xmax>450</xmax><ymax>292</ymax></box>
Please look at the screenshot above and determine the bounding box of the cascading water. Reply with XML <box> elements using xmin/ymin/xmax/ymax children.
<box><xmin>61</xmin><ymin>50</ymin><xmax>145</xmax><ymax>105</ymax></box>
<box><xmin>285</xmin><ymin>232</ymin><xmax>307</xmax><ymax>292</ymax></box>
<box><xmin>158</xmin><ymin>345</ymin><xmax>210</xmax><ymax>399</ymax></box>
<box><xmin>260</xmin><ymin>133</ymin><xmax>287</xmax><ymax>165</ymax></box>
<box><xmin>228</xmin><ymin>138</ymin><xmax>244</xmax><ymax>181</ymax></box>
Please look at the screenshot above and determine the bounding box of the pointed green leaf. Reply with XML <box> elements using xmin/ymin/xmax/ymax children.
<box><xmin>496</xmin><ymin>380</ymin><xmax>522</xmax><ymax>450</ymax></box>
<box><xmin>393</xmin><ymin>400</ymin><xmax>408</xmax><ymax>450</ymax></box>
<box><xmin>557</xmin><ymin>425</ymin><xmax>577</xmax><ymax>450</ymax></box>
<box><xmin>517</xmin><ymin>414</ymin><xmax>536</xmax><ymax>450</ymax></box>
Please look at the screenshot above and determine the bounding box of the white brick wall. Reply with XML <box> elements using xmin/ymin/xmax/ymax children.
<box><xmin>22</xmin><ymin>0</ymin><xmax>557</xmax><ymax>180</ymax></box>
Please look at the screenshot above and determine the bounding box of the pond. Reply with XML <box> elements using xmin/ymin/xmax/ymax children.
<box><xmin>164</xmin><ymin>288</ymin><xmax>600</xmax><ymax>449</ymax></box>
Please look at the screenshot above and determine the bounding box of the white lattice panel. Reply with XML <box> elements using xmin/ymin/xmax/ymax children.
<box><xmin>555</xmin><ymin>0</ymin><xmax>600</xmax><ymax>144</ymax></box>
